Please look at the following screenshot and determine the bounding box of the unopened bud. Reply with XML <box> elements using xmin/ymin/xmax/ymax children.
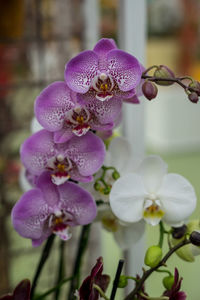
<box><xmin>103</xmin><ymin>186</ymin><xmax>111</xmax><ymax>195</ymax></box>
<box><xmin>142</xmin><ymin>81</ymin><xmax>158</xmax><ymax>100</ymax></box>
<box><xmin>112</xmin><ymin>170</ymin><xmax>120</xmax><ymax>180</ymax></box>
<box><xmin>172</xmin><ymin>225</ymin><xmax>187</xmax><ymax>239</ymax></box>
<box><xmin>144</xmin><ymin>245</ymin><xmax>162</xmax><ymax>268</ymax></box>
<box><xmin>94</xmin><ymin>182</ymin><xmax>101</xmax><ymax>191</ymax></box>
<box><xmin>163</xmin><ymin>275</ymin><xmax>174</xmax><ymax>290</ymax></box>
<box><xmin>190</xmin><ymin>231</ymin><xmax>200</xmax><ymax>246</ymax></box>
<box><xmin>188</xmin><ymin>92</ymin><xmax>199</xmax><ymax>103</ymax></box>
<box><xmin>118</xmin><ymin>275</ymin><xmax>128</xmax><ymax>288</ymax></box>
<box><xmin>154</xmin><ymin>65</ymin><xmax>175</xmax><ymax>86</ymax></box>
<box><xmin>189</xmin><ymin>80</ymin><xmax>200</xmax><ymax>96</ymax></box>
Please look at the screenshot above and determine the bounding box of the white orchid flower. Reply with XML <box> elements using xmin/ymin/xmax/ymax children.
<box><xmin>83</xmin><ymin>136</ymin><xmax>145</xmax><ymax>249</ymax></box>
<box><xmin>110</xmin><ymin>155</ymin><xmax>197</xmax><ymax>227</ymax></box>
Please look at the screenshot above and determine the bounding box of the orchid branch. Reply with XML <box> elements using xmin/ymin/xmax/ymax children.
<box><xmin>124</xmin><ymin>239</ymin><xmax>191</xmax><ymax>300</ymax></box>
<box><xmin>31</xmin><ymin>234</ymin><xmax>56</xmax><ymax>299</ymax></box>
<box><xmin>67</xmin><ymin>224</ymin><xmax>91</xmax><ymax>300</ymax></box>
<box><xmin>33</xmin><ymin>276</ymin><xmax>73</xmax><ymax>300</ymax></box>
<box><xmin>55</xmin><ymin>240</ymin><xmax>65</xmax><ymax>300</ymax></box>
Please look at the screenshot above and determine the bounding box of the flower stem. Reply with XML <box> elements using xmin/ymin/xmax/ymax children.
<box><xmin>67</xmin><ymin>224</ymin><xmax>91</xmax><ymax>300</ymax></box>
<box><xmin>93</xmin><ymin>284</ymin><xmax>110</xmax><ymax>300</ymax></box>
<box><xmin>124</xmin><ymin>239</ymin><xmax>191</xmax><ymax>300</ymax></box>
<box><xmin>33</xmin><ymin>277</ymin><xmax>73</xmax><ymax>300</ymax></box>
<box><xmin>55</xmin><ymin>240</ymin><xmax>65</xmax><ymax>300</ymax></box>
<box><xmin>110</xmin><ymin>259</ymin><xmax>124</xmax><ymax>300</ymax></box>
<box><xmin>31</xmin><ymin>234</ymin><xmax>56</xmax><ymax>299</ymax></box>
<box><xmin>158</xmin><ymin>221</ymin><xmax>165</xmax><ymax>248</ymax></box>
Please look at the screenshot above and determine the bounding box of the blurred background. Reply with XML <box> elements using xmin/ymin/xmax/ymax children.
<box><xmin>0</xmin><ymin>0</ymin><xmax>200</xmax><ymax>299</ymax></box>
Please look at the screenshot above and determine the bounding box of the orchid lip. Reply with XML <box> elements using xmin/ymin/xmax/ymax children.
<box><xmin>49</xmin><ymin>210</ymin><xmax>73</xmax><ymax>240</ymax></box>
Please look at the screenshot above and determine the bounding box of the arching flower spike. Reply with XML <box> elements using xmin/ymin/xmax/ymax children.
<box><xmin>65</xmin><ymin>38</ymin><xmax>142</xmax><ymax>102</ymax></box>
<box><xmin>12</xmin><ymin>172</ymin><xmax>97</xmax><ymax>247</ymax></box>
<box><xmin>20</xmin><ymin>130</ymin><xmax>105</xmax><ymax>185</ymax></box>
<box><xmin>110</xmin><ymin>155</ymin><xmax>197</xmax><ymax>227</ymax></box>
<box><xmin>35</xmin><ymin>81</ymin><xmax>122</xmax><ymax>143</ymax></box>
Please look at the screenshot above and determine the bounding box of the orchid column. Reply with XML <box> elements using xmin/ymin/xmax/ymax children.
<box><xmin>118</xmin><ymin>0</ymin><xmax>147</xmax><ymax>279</ymax></box>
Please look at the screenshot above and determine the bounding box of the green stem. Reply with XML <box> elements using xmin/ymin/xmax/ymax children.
<box><xmin>67</xmin><ymin>224</ymin><xmax>91</xmax><ymax>300</ymax></box>
<box><xmin>55</xmin><ymin>240</ymin><xmax>65</xmax><ymax>300</ymax></box>
<box><xmin>93</xmin><ymin>284</ymin><xmax>110</xmax><ymax>300</ymax></box>
<box><xmin>33</xmin><ymin>277</ymin><xmax>73</xmax><ymax>300</ymax></box>
<box><xmin>124</xmin><ymin>239</ymin><xmax>191</xmax><ymax>300</ymax></box>
<box><xmin>31</xmin><ymin>234</ymin><xmax>55</xmax><ymax>299</ymax></box>
<box><xmin>158</xmin><ymin>221</ymin><xmax>165</xmax><ymax>248</ymax></box>
<box><xmin>126</xmin><ymin>276</ymin><xmax>140</xmax><ymax>283</ymax></box>
<box><xmin>139</xmin><ymin>292</ymin><xmax>169</xmax><ymax>300</ymax></box>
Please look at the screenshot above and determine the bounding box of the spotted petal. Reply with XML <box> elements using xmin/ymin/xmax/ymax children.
<box><xmin>107</xmin><ymin>50</ymin><xmax>142</xmax><ymax>91</ymax></box>
<box><xmin>58</xmin><ymin>181</ymin><xmax>97</xmax><ymax>226</ymax></box>
<box><xmin>20</xmin><ymin>130</ymin><xmax>55</xmax><ymax>176</ymax></box>
<box><xmin>93</xmin><ymin>38</ymin><xmax>117</xmax><ymax>71</ymax></box>
<box><xmin>35</xmin><ymin>82</ymin><xmax>75</xmax><ymax>132</ymax></box>
<box><xmin>158</xmin><ymin>173</ymin><xmax>197</xmax><ymax>226</ymax></box>
<box><xmin>12</xmin><ymin>188</ymin><xmax>51</xmax><ymax>243</ymax></box>
<box><xmin>65</xmin><ymin>50</ymin><xmax>98</xmax><ymax>93</ymax></box>
<box><xmin>65</xmin><ymin>132</ymin><xmax>105</xmax><ymax>177</ymax></box>
<box><xmin>110</xmin><ymin>173</ymin><xmax>146</xmax><ymax>223</ymax></box>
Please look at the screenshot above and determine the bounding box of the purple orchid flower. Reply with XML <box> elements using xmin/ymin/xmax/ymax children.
<box><xmin>78</xmin><ymin>257</ymin><xmax>110</xmax><ymax>300</ymax></box>
<box><xmin>20</xmin><ymin>130</ymin><xmax>105</xmax><ymax>185</ymax></box>
<box><xmin>0</xmin><ymin>279</ymin><xmax>31</xmax><ymax>300</ymax></box>
<box><xmin>35</xmin><ymin>81</ymin><xmax>122</xmax><ymax>143</ymax></box>
<box><xmin>64</xmin><ymin>38</ymin><xmax>142</xmax><ymax>102</ymax></box>
<box><xmin>12</xmin><ymin>172</ymin><xmax>97</xmax><ymax>247</ymax></box>
<box><xmin>163</xmin><ymin>268</ymin><xmax>187</xmax><ymax>300</ymax></box>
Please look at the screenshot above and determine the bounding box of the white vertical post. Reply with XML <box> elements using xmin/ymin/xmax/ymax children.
<box><xmin>83</xmin><ymin>0</ymin><xmax>100</xmax><ymax>49</ymax></box>
<box><xmin>118</xmin><ymin>0</ymin><xmax>147</xmax><ymax>280</ymax></box>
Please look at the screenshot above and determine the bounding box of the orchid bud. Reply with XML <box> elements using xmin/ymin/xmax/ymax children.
<box><xmin>112</xmin><ymin>170</ymin><xmax>120</xmax><ymax>180</ymax></box>
<box><xmin>142</xmin><ymin>81</ymin><xmax>158</xmax><ymax>100</ymax></box>
<box><xmin>190</xmin><ymin>231</ymin><xmax>200</xmax><ymax>246</ymax></box>
<box><xmin>189</xmin><ymin>80</ymin><xmax>200</xmax><ymax>96</ymax></box>
<box><xmin>163</xmin><ymin>275</ymin><xmax>174</xmax><ymax>290</ymax></box>
<box><xmin>171</xmin><ymin>220</ymin><xmax>200</xmax><ymax>262</ymax></box>
<box><xmin>118</xmin><ymin>275</ymin><xmax>128</xmax><ymax>288</ymax></box>
<box><xmin>144</xmin><ymin>245</ymin><xmax>162</xmax><ymax>268</ymax></box>
<box><xmin>103</xmin><ymin>186</ymin><xmax>111</xmax><ymax>195</ymax></box>
<box><xmin>188</xmin><ymin>92</ymin><xmax>199</xmax><ymax>103</ymax></box>
<box><xmin>172</xmin><ymin>225</ymin><xmax>187</xmax><ymax>239</ymax></box>
<box><xmin>94</xmin><ymin>182</ymin><xmax>101</xmax><ymax>191</ymax></box>
<box><xmin>153</xmin><ymin>65</ymin><xmax>175</xmax><ymax>86</ymax></box>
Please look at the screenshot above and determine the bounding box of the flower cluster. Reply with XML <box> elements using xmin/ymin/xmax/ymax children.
<box><xmin>7</xmin><ymin>37</ymin><xmax>200</xmax><ymax>300</ymax></box>
<box><xmin>12</xmin><ymin>38</ymin><xmax>144</xmax><ymax>246</ymax></box>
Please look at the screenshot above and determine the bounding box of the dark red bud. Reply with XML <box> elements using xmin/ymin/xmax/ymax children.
<box><xmin>190</xmin><ymin>231</ymin><xmax>200</xmax><ymax>246</ymax></box>
<box><xmin>142</xmin><ymin>81</ymin><xmax>158</xmax><ymax>100</ymax></box>
<box><xmin>153</xmin><ymin>65</ymin><xmax>175</xmax><ymax>86</ymax></box>
<box><xmin>188</xmin><ymin>92</ymin><xmax>199</xmax><ymax>103</ymax></box>
<box><xmin>172</xmin><ymin>225</ymin><xmax>187</xmax><ymax>239</ymax></box>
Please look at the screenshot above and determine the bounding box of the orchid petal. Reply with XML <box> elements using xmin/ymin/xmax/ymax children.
<box><xmin>35</xmin><ymin>82</ymin><xmax>74</xmax><ymax>131</ymax></box>
<box><xmin>64</xmin><ymin>50</ymin><xmax>98</xmax><ymax>93</ymax></box>
<box><xmin>53</xmin><ymin>127</ymin><xmax>74</xmax><ymax>143</ymax></box>
<box><xmin>66</xmin><ymin>132</ymin><xmax>105</xmax><ymax>176</ymax></box>
<box><xmin>110</xmin><ymin>173</ymin><xmax>145</xmax><ymax>223</ymax></box>
<box><xmin>158</xmin><ymin>173</ymin><xmax>197</xmax><ymax>226</ymax></box>
<box><xmin>93</xmin><ymin>38</ymin><xmax>117</xmax><ymax>71</ymax></box>
<box><xmin>12</xmin><ymin>188</ymin><xmax>50</xmax><ymax>241</ymax></box>
<box><xmin>137</xmin><ymin>155</ymin><xmax>168</xmax><ymax>193</ymax></box>
<box><xmin>58</xmin><ymin>181</ymin><xmax>97</xmax><ymax>225</ymax></box>
<box><xmin>107</xmin><ymin>49</ymin><xmax>142</xmax><ymax>91</ymax></box>
<box><xmin>105</xmin><ymin>137</ymin><xmax>132</xmax><ymax>174</ymax></box>
<box><xmin>20</xmin><ymin>130</ymin><xmax>55</xmax><ymax>176</ymax></box>
<box><xmin>114</xmin><ymin>220</ymin><xmax>145</xmax><ymax>250</ymax></box>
